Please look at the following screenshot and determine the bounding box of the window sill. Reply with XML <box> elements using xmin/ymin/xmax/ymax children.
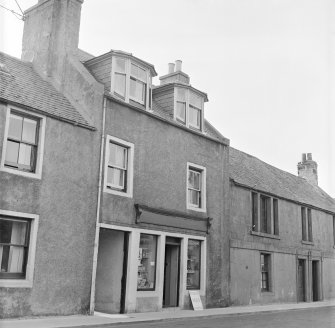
<box><xmin>250</xmin><ymin>231</ymin><xmax>280</xmax><ymax>240</ymax></box>
<box><xmin>0</xmin><ymin>166</ymin><xmax>42</xmax><ymax>179</ymax></box>
<box><xmin>301</xmin><ymin>240</ymin><xmax>314</xmax><ymax>246</ymax></box>
<box><xmin>103</xmin><ymin>186</ymin><xmax>133</xmax><ymax>198</ymax></box>
<box><xmin>0</xmin><ymin>279</ymin><xmax>33</xmax><ymax>288</ymax></box>
<box><xmin>186</xmin><ymin>205</ymin><xmax>206</xmax><ymax>213</ymax></box>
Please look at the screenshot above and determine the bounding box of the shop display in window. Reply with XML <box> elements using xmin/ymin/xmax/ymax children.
<box><xmin>137</xmin><ymin>234</ymin><xmax>157</xmax><ymax>290</ymax></box>
<box><xmin>187</xmin><ymin>239</ymin><xmax>201</xmax><ymax>289</ymax></box>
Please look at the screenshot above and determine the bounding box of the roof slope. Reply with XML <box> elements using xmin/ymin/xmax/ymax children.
<box><xmin>230</xmin><ymin>147</ymin><xmax>335</xmax><ymax>213</ymax></box>
<box><xmin>0</xmin><ymin>52</ymin><xmax>93</xmax><ymax>129</ymax></box>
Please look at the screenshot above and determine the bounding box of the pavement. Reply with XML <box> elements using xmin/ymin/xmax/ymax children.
<box><xmin>1</xmin><ymin>300</ymin><xmax>335</xmax><ymax>328</ymax></box>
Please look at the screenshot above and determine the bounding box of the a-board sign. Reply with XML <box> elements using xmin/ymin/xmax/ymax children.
<box><xmin>189</xmin><ymin>290</ymin><xmax>203</xmax><ymax>311</ymax></box>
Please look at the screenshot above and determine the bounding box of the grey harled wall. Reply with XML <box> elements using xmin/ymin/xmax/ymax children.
<box><xmin>101</xmin><ymin>99</ymin><xmax>230</xmax><ymax>308</ymax></box>
<box><xmin>0</xmin><ymin>108</ymin><xmax>100</xmax><ymax>318</ymax></box>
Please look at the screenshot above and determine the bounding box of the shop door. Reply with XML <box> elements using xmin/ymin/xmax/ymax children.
<box><xmin>312</xmin><ymin>261</ymin><xmax>319</xmax><ymax>302</ymax></box>
<box><xmin>297</xmin><ymin>259</ymin><xmax>306</xmax><ymax>302</ymax></box>
<box><xmin>163</xmin><ymin>238</ymin><xmax>180</xmax><ymax>307</ymax></box>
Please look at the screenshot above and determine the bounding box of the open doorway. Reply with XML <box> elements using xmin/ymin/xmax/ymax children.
<box><xmin>95</xmin><ymin>229</ymin><xmax>129</xmax><ymax>314</ymax></box>
<box><xmin>163</xmin><ymin>237</ymin><xmax>181</xmax><ymax>307</ymax></box>
<box><xmin>312</xmin><ymin>260</ymin><xmax>320</xmax><ymax>302</ymax></box>
<box><xmin>297</xmin><ymin>259</ymin><xmax>306</xmax><ymax>302</ymax></box>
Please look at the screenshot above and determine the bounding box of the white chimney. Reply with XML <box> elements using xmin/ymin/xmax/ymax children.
<box><xmin>175</xmin><ymin>60</ymin><xmax>182</xmax><ymax>71</ymax></box>
<box><xmin>168</xmin><ymin>63</ymin><xmax>175</xmax><ymax>74</ymax></box>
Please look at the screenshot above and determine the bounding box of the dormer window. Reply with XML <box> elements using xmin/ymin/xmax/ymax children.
<box><xmin>111</xmin><ymin>56</ymin><xmax>152</xmax><ymax>110</ymax></box>
<box><xmin>175</xmin><ymin>87</ymin><xmax>203</xmax><ymax>131</ymax></box>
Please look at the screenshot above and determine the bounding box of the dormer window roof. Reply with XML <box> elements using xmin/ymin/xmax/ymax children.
<box><xmin>84</xmin><ymin>50</ymin><xmax>157</xmax><ymax>111</ymax></box>
<box><xmin>153</xmin><ymin>60</ymin><xmax>208</xmax><ymax>133</ymax></box>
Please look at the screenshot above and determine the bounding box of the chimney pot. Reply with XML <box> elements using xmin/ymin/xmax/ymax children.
<box><xmin>302</xmin><ymin>153</ymin><xmax>307</xmax><ymax>162</ymax></box>
<box><xmin>175</xmin><ymin>60</ymin><xmax>182</xmax><ymax>71</ymax></box>
<box><xmin>307</xmin><ymin>153</ymin><xmax>312</xmax><ymax>161</ymax></box>
<box><xmin>168</xmin><ymin>63</ymin><xmax>175</xmax><ymax>74</ymax></box>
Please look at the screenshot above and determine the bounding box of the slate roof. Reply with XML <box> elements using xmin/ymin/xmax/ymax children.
<box><xmin>0</xmin><ymin>52</ymin><xmax>94</xmax><ymax>129</ymax></box>
<box><xmin>229</xmin><ymin>147</ymin><xmax>335</xmax><ymax>213</ymax></box>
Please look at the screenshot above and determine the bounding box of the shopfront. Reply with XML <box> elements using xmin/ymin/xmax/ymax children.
<box><xmin>94</xmin><ymin>205</ymin><xmax>209</xmax><ymax>314</ymax></box>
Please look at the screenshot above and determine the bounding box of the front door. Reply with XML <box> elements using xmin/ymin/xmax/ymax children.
<box><xmin>163</xmin><ymin>237</ymin><xmax>180</xmax><ymax>307</ymax></box>
<box><xmin>312</xmin><ymin>260</ymin><xmax>319</xmax><ymax>302</ymax></box>
<box><xmin>297</xmin><ymin>259</ymin><xmax>306</xmax><ymax>302</ymax></box>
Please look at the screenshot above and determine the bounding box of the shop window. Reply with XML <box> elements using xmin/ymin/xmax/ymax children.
<box><xmin>301</xmin><ymin>207</ymin><xmax>313</xmax><ymax>242</ymax></box>
<box><xmin>137</xmin><ymin>234</ymin><xmax>157</xmax><ymax>291</ymax></box>
<box><xmin>187</xmin><ymin>239</ymin><xmax>201</xmax><ymax>290</ymax></box>
<box><xmin>261</xmin><ymin>253</ymin><xmax>271</xmax><ymax>292</ymax></box>
<box><xmin>251</xmin><ymin>192</ymin><xmax>279</xmax><ymax>236</ymax></box>
<box><xmin>104</xmin><ymin>135</ymin><xmax>134</xmax><ymax>198</ymax></box>
<box><xmin>187</xmin><ymin>163</ymin><xmax>206</xmax><ymax>212</ymax></box>
<box><xmin>333</xmin><ymin>216</ymin><xmax>335</xmax><ymax>246</ymax></box>
<box><xmin>1</xmin><ymin>107</ymin><xmax>45</xmax><ymax>179</ymax></box>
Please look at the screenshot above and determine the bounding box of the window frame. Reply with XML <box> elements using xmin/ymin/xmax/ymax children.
<box><xmin>301</xmin><ymin>207</ymin><xmax>313</xmax><ymax>243</ymax></box>
<box><xmin>251</xmin><ymin>192</ymin><xmax>279</xmax><ymax>236</ymax></box>
<box><xmin>186</xmin><ymin>162</ymin><xmax>206</xmax><ymax>212</ymax></box>
<box><xmin>1</xmin><ymin>106</ymin><xmax>46</xmax><ymax>179</ymax></box>
<box><xmin>0</xmin><ymin>210</ymin><xmax>39</xmax><ymax>288</ymax></box>
<box><xmin>103</xmin><ymin>135</ymin><xmax>134</xmax><ymax>198</ymax></box>
<box><xmin>111</xmin><ymin>56</ymin><xmax>152</xmax><ymax>110</ymax></box>
<box><xmin>260</xmin><ymin>252</ymin><xmax>272</xmax><ymax>292</ymax></box>
<box><xmin>174</xmin><ymin>87</ymin><xmax>204</xmax><ymax>132</ymax></box>
<box><xmin>186</xmin><ymin>239</ymin><xmax>202</xmax><ymax>290</ymax></box>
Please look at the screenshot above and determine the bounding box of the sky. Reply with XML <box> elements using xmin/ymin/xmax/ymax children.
<box><xmin>0</xmin><ymin>0</ymin><xmax>334</xmax><ymax>197</ymax></box>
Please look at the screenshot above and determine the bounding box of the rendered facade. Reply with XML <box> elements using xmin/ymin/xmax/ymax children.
<box><xmin>0</xmin><ymin>0</ymin><xmax>334</xmax><ymax>319</ymax></box>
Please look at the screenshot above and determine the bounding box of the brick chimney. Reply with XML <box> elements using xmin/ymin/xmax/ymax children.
<box><xmin>22</xmin><ymin>0</ymin><xmax>83</xmax><ymax>88</ymax></box>
<box><xmin>159</xmin><ymin>60</ymin><xmax>190</xmax><ymax>86</ymax></box>
<box><xmin>297</xmin><ymin>153</ymin><xmax>318</xmax><ymax>186</ymax></box>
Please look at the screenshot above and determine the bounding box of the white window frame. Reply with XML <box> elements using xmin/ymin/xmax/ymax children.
<box><xmin>103</xmin><ymin>135</ymin><xmax>134</xmax><ymax>198</ymax></box>
<box><xmin>186</xmin><ymin>162</ymin><xmax>206</xmax><ymax>212</ymax></box>
<box><xmin>0</xmin><ymin>210</ymin><xmax>39</xmax><ymax>288</ymax></box>
<box><xmin>0</xmin><ymin>105</ymin><xmax>46</xmax><ymax>179</ymax></box>
<box><xmin>174</xmin><ymin>87</ymin><xmax>204</xmax><ymax>132</ymax></box>
<box><xmin>111</xmin><ymin>56</ymin><xmax>152</xmax><ymax>110</ymax></box>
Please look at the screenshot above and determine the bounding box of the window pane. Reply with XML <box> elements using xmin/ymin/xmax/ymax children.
<box><xmin>0</xmin><ymin>219</ymin><xmax>27</xmax><ymax>245</ymax></box>
<box><xmin>18</xmin><ymin>143</ymin><xmax>32</xmax><ymax>167</ymax></box>
<box><xmin>187</xmin><ymin>240</ymin><xmax>201</xmax><ymax>289</ymax></box>
<box><xmin>176</xmin><ymin>102</ymin><xmax>186</xmax><ymax>122</ymax></box>
<box><xmin>176</xmin><ymin>87</ymin><xmax>186</xmax><ymax>101</ymax></box>
<box><xmin>114</xmin><ymin>73</ymin><xmax>126</xmax><ymax>98</ymax></box>
<box><xmin>107</xmin><ymin>167</ymin><xmax>125</xmax><ymax>189</ymax></box>
<box><xmin>22</xmin><ymin>118</ymin><xmax>37</xmax><ymax>144</ymax></box>
<box><xmin>0</xmin><ymin>245</ymin><xmax>25</xmax><ymax>273</ymax></box>
<box><xmin>188</xmin><ymin>189</ymin><xmax>200</xmax><ymax>207</ymax></box>
<box><xmin>188</xmin><ymin>170</ymin><xmax>201</xmax><ymax>190</ymax></box>
<box><xmin>8</xmin><ymin>114</ymin><xmax>23</xmax><ymax>140</ymax></box>
<box><xmin>189</xmin><ymin>106</ymin><xmax>201</xmax><ymax>129</ymax></box>
<box><xmin>109</xmin><ymin>143</ymin><xmax>127</xmax><ymax>169</ymax></box>
<box><xmin>115</xmin><ymin>57</ymin><xmax>126</xmax><ymax>73</ymax></box>
<box><xmin>131</xmin><ymin>63</ymin><xmax>146</xmax><ymax>81</ymax></box>
<box><xmin>189</xmin><ymin>92</ymin><xmax>202</xmax><ymax>108</ymax></box>
<box><xmin>130</xmin><ymin>78</ymin><xmax>146</xmax><ymax>103</ymax></box>
<box><xmin>5</xmin><ymin>140</ymin><xmax>19</xmax><ymax>165</ymax></box>
<box><xmin>137</xmin><ymin>234</ymin><xmax>157</xmax><ymax>290</ymax></box>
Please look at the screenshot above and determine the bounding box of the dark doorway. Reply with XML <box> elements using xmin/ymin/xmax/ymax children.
<box><xmin>120</xmin><ymin>232</ymin><xmax>129</xmax><ymax>313</ymax></box>
<box><xmin>95</xmin><ymin>229</ymin><xmax>129</xmax><ymax>314</ymax></box>
<box><xmin>297</xmin><ymin>259</ymin><xmax>306</xmax><ymax>302</ymax></box>
<box><xmin>312</xmin><ymin>260</ymin><xmax>319</xmax><ymax>302</ymax></box>
<box><xmin>163</xmin><ymin>237</ymin><xmax>181</xmax><ymax>307</ymax></box>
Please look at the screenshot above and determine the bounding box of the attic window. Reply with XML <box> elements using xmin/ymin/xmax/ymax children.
<box><xmin>175</xmin><ymin>87</ymin><xmax>203</xmax><ymax>131</ymax></box>
<box><xmin>111</xmin><ymin>56</ymin><xmax>152</xmax><ymax>110</ymax></box>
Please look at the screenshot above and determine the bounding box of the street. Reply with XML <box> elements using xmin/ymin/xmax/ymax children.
<box><xmin>87</xmin><ymin>307</ymin><xmax>335</xmax><ymax>328</ymax></box>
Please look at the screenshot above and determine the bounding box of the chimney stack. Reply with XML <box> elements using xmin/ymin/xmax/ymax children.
<box><xmin>22</xmin><ymin>0</ymin><xmax>83</xmax><ymax>87</ymax></box>
<box><xmin>168</xmin><ymin>63</ymin><xmax>175</xmax><ymax>74</ymax></box>
<box><xmin>297</xmin><ymin>153</ymin><xmax>318</xmax><ymax>186</ymax></box>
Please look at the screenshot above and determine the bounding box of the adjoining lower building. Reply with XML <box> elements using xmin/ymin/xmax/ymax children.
<box><xmin>229</xmin><ymin>149</ymin><xmax>335</xmax><ymax>305</ymax></box>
